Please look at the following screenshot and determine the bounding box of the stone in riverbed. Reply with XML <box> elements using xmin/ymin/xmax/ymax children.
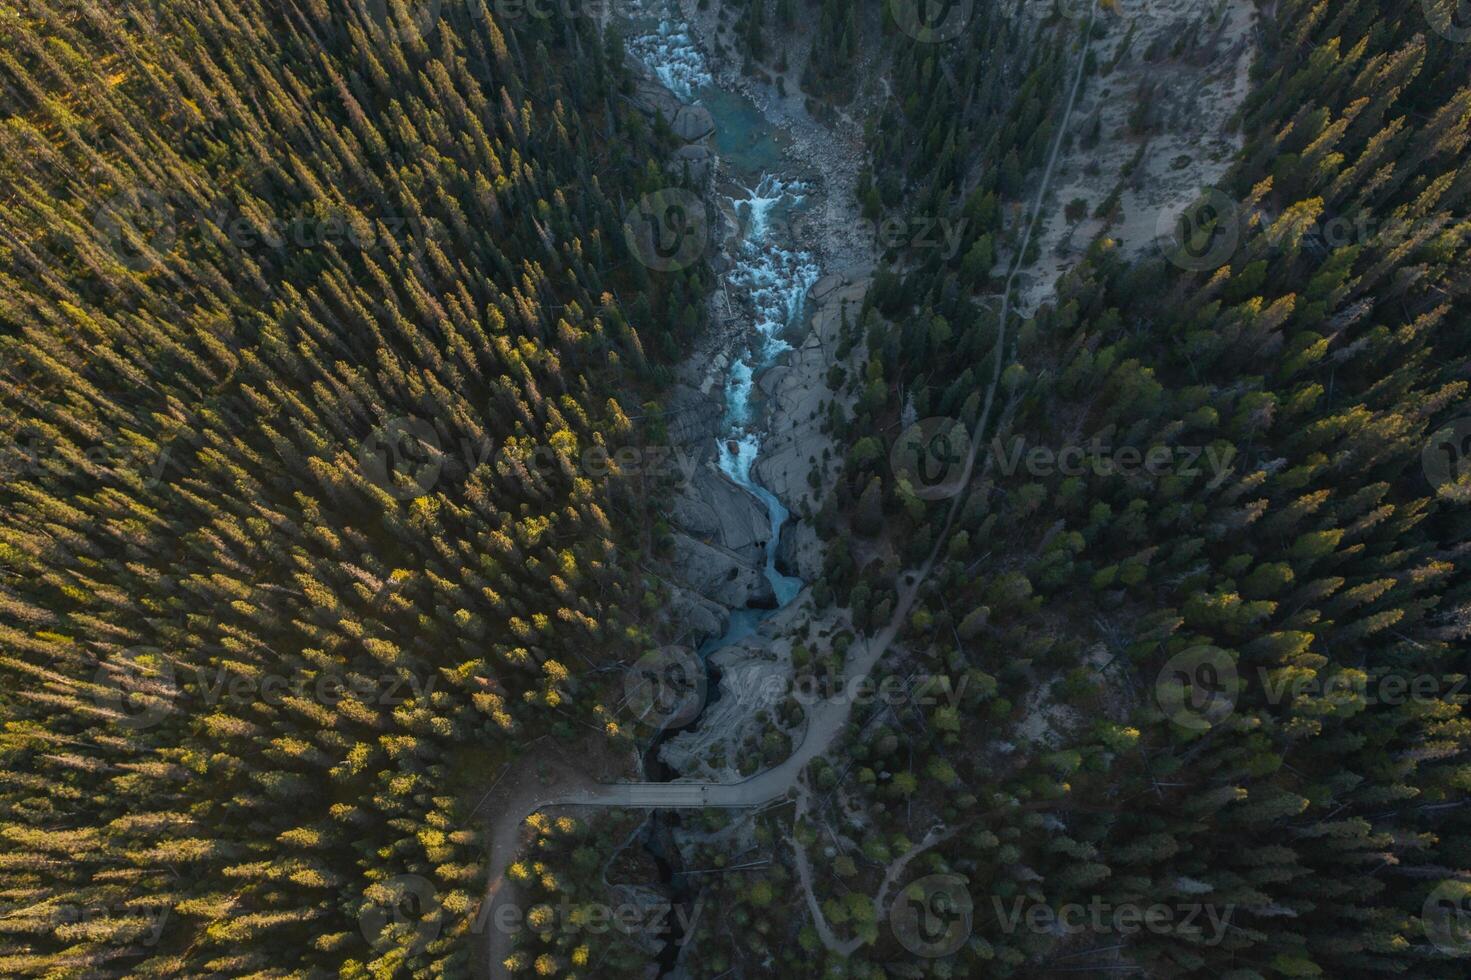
<box><xmin>661</xmin><ymin>383</ymin><xmax>722</xmax><ymax>447</ymax></box>
<box><xmin>809</xmin><ymin>272</ymin><xmax>846</xmax><ymax>305</ymax></box>
<box><xmin>660</xmin><ymin>577</ymin><xmax>729</xmax><ymax>644</ymax></box>
<box><xmin>631</xmin><ymin>78</ymin><xmax>685</xmax><ymax>122</ymax></box>
<box><xmin>667</xmin><ymin>532</ymin><xmax>777</xmax><ymax>610</ymax></box>
<box><xmin>671</xmin><ymin>466</ymin><xmax>770</xmax><ymax>563</ymax></box>
<box><xmin>777</xmin><ymin>520</ymin><xmax>824</xmax><ymax>584</ymax></box>
<box><xmin>656</xmin><ymin>383</ymin><xmax>776</xmax><ymax>612</ymax></box>
<box><xmin>628</xmin><ymin>77</ymin><xmax>713</xmax><ymax>146</ymax></box>
<box><xmin>672</xmin><ymin>143</ymin><xmax>713</xmax><ymax>183</ymax></box>
<box><xmin>672</xmin><ymin>104</ymin><xmax>716</xmax><ymax>142</ymax></box>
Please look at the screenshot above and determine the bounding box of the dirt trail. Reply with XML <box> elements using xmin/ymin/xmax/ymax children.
<box><xmin>789</xmin><ymin>780</ymin><xmax>962</xmax><ymax>955</ymax></box>
<box><xmin>771</xmin><ymin>0</ymin><xmax>1103</xmax><ymax>951</ymax></box>
<box><xmin>476</xmin><ymin>748</ymin><xmax>621</xmax><ymax>977</ymax></box>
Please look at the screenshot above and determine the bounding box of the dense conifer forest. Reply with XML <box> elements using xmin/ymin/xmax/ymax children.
<box><xmin>810</xmin><ymin>0</ymin><xmax>1471</xmax><ymax>976</ymax></box>
<box><xmin>0</xmin><ymin>1</ymin><xmax>705</xmax><ymax>974</ymax></box>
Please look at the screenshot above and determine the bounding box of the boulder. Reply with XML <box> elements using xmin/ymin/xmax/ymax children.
<box><xmin>661</xmin><ymin>579</ymin><xmax>729</xmax><ymax>646</ymax></box>
<box><xmin>667</xmin><ymin>532</ymin><xmax>776</xmax><ymax>610</ymax></box>
<box><xmin>671</xmin><ymin>143</ymin><xmax>713</xmax><ymax>183</ymax></box>
<box><xmin>629</xmin><ymin>79</ymin><xmax>714</xmax><ymax>143</ymax></box>
<box><xmin>662</xmin><ymin>383</ymin><xmax>722</xmax><ymax>447</ymax></box>
<box><xmin>631</xmin><ymin>78</ymin><xmax>684</xmax><ymax>122</ymax></box>
<box><xmin>671</xmin><ymin>465</ymin><xmax>770</xmax><ymax>563</ymax></box>
<box><xmin>672</xmin><ymin>104</ymin><xmax>716</xmax><ymax>142</ymax></box>
<box><xmin>809</xmin><ymin>272</ymin><xmax>846</xmax><ymax>305</ymax></box>
<box><xmin>776</xmin><ymin>519</ymin><xmax>824</xmax><ymax>583</ymax></box>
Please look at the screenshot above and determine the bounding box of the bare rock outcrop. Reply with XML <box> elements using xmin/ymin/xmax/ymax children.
<box><xmin>659</xmin><ymin>385</ymin><xmax>780</xmax><ymax>626</ymax></box>
<box><xmin>754</xmin><ymin>277</ymin><xmax>868</xmax><ymax>581</ymax></box>
<box><xmin>671</xmin><ymin>104</ymin><xmax>715</xmax><ymax>142</ymax></box>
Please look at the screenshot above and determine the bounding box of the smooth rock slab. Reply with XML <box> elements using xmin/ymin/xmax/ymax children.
<box><xmin>809</xmin><ymin>272</ymin><xmax>846</xmax><ymax>305</ymax></box>
<box><xmin>668</xmin><ymin>532</ymin><xmax>777</xmax><ymax>610</ymax></box>
<box><xmin>672</xmin><ymin>143</ymin><xmax>713</xmax><ymax>182</ymax></box>
<box><xmin>671</xmin><ymin>465</ymin><xmax>770</xmax><ymax>564</ymax></box>
<box><xmin>672</xmin><ymin>104</ymin><xmax>716</xmax><ymax>142</ymax></box>
<box><xmin>632</xmin><ymin>78</ymin><xmax>685</xmax><ymax>122</ymax></box>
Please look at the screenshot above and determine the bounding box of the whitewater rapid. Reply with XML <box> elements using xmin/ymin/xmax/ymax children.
<box><xmin>626</xmin><ymin>2</ymin><xmax>819</xmax><ymax>633</ymax></box>
<box><xmin>625</xmin><ymin>1</ymin><xmax>712</xmax><ymax>100</ymax></box>
<box><xmin>717</xmin><ymin>175</ymin><xmax>819</xmax><ymax>611</ymax></box>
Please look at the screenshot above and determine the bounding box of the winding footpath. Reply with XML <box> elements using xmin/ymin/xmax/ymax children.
<box><xmin>479</xmin><ymin>4</ymin><xmax>1097</xmax><ymax>974</ymax></box>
